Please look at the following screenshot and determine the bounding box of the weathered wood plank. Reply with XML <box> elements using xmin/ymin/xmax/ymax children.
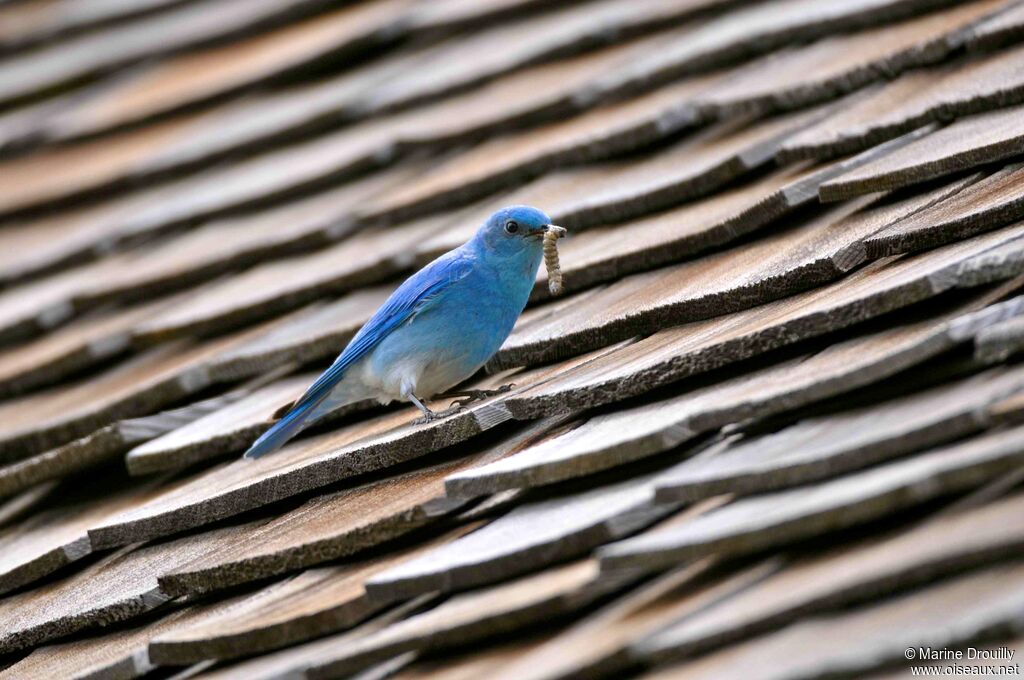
<box><xmin>126</xmin><ymin>374</ymin><xmax>318</xmax><ymax>475</ymax></box>
<box><xmin>0</xmin><ymin>510</ymin><xmax>277</xmax><ymax>654</ymax></box>
<box><xmin>0</xmin><ymin>0</ymin><xmax>728</xmax><ymax>159</ymax></box>
<box><xmin>0</xmin><ymin>474</ymin><xmax>163</xmax><ymax>595</ymax></box>
<box><xmin>535</xmin><ymin>144</ymin><xmax>974</xmax><ymax>300</ymax></box>
<box><xmin>364</xmin><ymin>469</ymin><xmax>686</xmax><ymax>601</ymax></box>
<box><xmin>531</xmin><ymin>105</ymin><xmax>832</xmax><ymax>233</ymax></box>
<box><xmin>0</xmin><ymin>24</ymin><xmax>695</xmax><ymax>221</ymax></box>
<box><xmin>495</xmin><ymin>179</ymin><xmax>1022</xmax><ymax>373</ymax></box>
<box><xmin>689</xmin><ymin>0</ymin><xmax>1006</xmax><ymax>118</ymax></box>
<box><xmin>0</xmin><ymin>602</ymin><xmax>235</xmax><ymax>680</ymax></box>
<box><xmin>196</xmin><ymin>288</ymin><xmax>393</xmax><ymax>381</ymax></box>
<box><xmin>496</xmin><ymin>220</ymin><xmax>1024</xmax><ymax>392</ymax></box>
<box><xmin>157</xmin><ymin>598</ymin><xmax>433</xmax><ymax>680</ymax></box>
<box><xmin>484</xmin><ymin>558</ymin><xmax>775</xmax><ymax>680</ymax></box>
<box><xmin>600</xmin><ymin>425</ymin><xmax>1024</xmax><ymax>571</ymax></box>
<box><xmin>358</xmin><ymin>77</ymin><xmax>720</xmax><ymax>226</ymax></box>
<box><xmin>389</xmin><ymin>637</ymin><xmax>548</xmax><ymax>680</ymax></box>
<box><xmin>0</xmin><ymin>385</ymin><xmax>253</xmax><ymax>497</ymax></box>
<box><xmin>965</xmin><ymin>0</ymin><xmax>1024</xmax><ymax>49</ymax></box>
<box><xmin>363</xmin><ymin>81</ymin><xmax>893</xmax><ymax>231</ymax></box>
<box><xmin>0</xmin><ymin>481</ymin><xmax>56</xmax><ymax>530</ymax></box>
<box><xmin>2</xmin><ymin>0</ymin><xmax>947</xmax><ymax>158</ymax></box>
<box><xmin>585</xmin><ymin>0</ymin><xmax>967</xmax><ymax>98</ymax></box>
<box><xmin>156</xmin><ymin>419</ymin><xmax>565</xmax><ymax>597</ymax></box>
<box><xmin>656</xmin><ymin>366</ymin><xmax>1024</xmax><ymax>502</ymax></box>
<box><xmin>638</xmin><ymin>561</ymin><xmax>1024</xmax><ymax>679</ymax></box>
<box><xmin>149</xmin><ymin>524</ymin><xmax>478</xmax><ymax>664</ymax></box>
<box><xmin>0</xmin><ymin>0</ymin><xmax>412</xmax><ymax>111</ymax></box>
<box><xmin>61</xmin><ymin>165</ymin><xmax>423</xmax><ymax>306</ymax></box>
<box><xmin>198</xmin><ymin>560</ymin><xmax>629</xmax><ymax>679</ymax></box>
<box><xmin>638</xmin><ymin>491</ymin><xmax>1024</xmax><ymax>660</ymax></box>
<box><xmin>128</xmin><ymin>227</ymin><xmax>423</xmax><ymax>344</ymax></box>
<box><xmin>779</xmin><ymin>44</ymin><xmax>1024</xmax><ymax>162</ymax></box>
<box><xmin>0</xmin><ymin>318</ymin><xmax>304</xmax><ymax>462</ymax></box>
<box><xmin>445</xmin><ymin>291</ymin><xmax>1024</xmax><ymax>496</ymax></box>
<box><xmin>819</xmin><ymin>103</ymin><xmax>1024</xmax><ymax>201</ymax></box>
<box><xmin>0</xmin><ymin>340</ymin><xmax>223</xmax><ymax>462</ymax></box>
<box><xmin>0</xmin><ymin>0</ymin><xmax>192</xmax><ymax>54</ymax></box>
<box><xmin>865</xmin><ymin>163</ymin><xmax>1024</xmax><ymax>257</ymax></box>
<box><xmin>0</xmin><ymin>300</ymin><xmax>160</xmax><ymax>398</ymax></box>
<box><xmin>976</xmin><ymin>312</ymin><xmax>1024</xmax><ymax>361</ymax></box>
<box><xmin>85</xmin><ymin>349</ymin><xmax>613</xmax><ymax>548</ymax></box>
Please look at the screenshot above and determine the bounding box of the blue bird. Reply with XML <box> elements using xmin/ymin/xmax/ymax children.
<box><xmin>244</xmin><ymin>205</ymin><xmax>563</xmax><ymax>459</ymax></box>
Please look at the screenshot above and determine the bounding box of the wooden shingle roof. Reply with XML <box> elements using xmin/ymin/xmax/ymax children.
<box><xmin>2</xmin><ymin>1</ymin><xmax>1024</xmax><ymax>678</ymax></box>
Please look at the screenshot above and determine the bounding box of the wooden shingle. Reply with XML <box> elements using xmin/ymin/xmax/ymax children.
<box><xmin>156</xmin><ymin>419</ymin><xmax>563</xmax><ymax>597</ymax></box>
<box><xmin>0</xmin><ymin>386</ymin><xmax>253</xmax><ymax>497</ymax></box>
<box><xmin>148</xmin><ymin>525</ymin><xmax>479</xmax><ymax>664</ymax></box>
<box><xmin>85</xmin><ymin>350</ymin><xmax>613</xmax><ymax>548</ymax></box>
<box><xmin>639</xmin><ymin>492</ymin><xmax>1024</xmax><ymax>660</ymax></box>
<box><xmin>195</xmin><ymin>560</ymin><xmax>619</xmax><ymax>679</ymax></box>
<box><xmin>4</xmin><ymin>0</ymin><xmax>1024</xmax><ymax>675</ymax></box>
<box><xmin>364</xmin><ymin>470</ymin><xmax>683</xmax><ymax>601</ymax></box>
<box><xmin>0</xmin><ymin>513</ymin><xmax>277</xmax><ymax>654</ymax></box>
<box><xmin>600</xmin><ymin>425</ymin><xmax>1024</xmax><ymax>571</ymax></box>
<box><xmin>779</xmin><ymin>44</ymin><xmax>1024</xmax><ymax>161</ymax></box>
<box><xmin>639</xmin><ymin>561</ymin><xmax>1024</xmax><ymax>678</ymax></box>
<box><xmin>0</xmin><ymin>0</ymin><xmax>409</xmax><ymax>108</ymax></box>
<box><xmin>689</xmin><ymin>0</ymin><xmax>1007</xmax><ymax>118</ymax></box>
<box><xmin>819</xmin><ymin>103</ymin><xmax>1024</xmax><ymax>201</ymax></box>
<box><xmin>445</xmin><ymin>288</ymin><xmax>1024</xmax><ymax>496</ymax></box>
<box><xmin>654</xmin><ymin>366</ymin><xmax>1024</xmax><ymax>502</ymax></box>
<box><xmin>865</xmin><ymin>162</ymin><xmax>1024</xmax><ymax>256</ymax></box>
<box><xmin>495</xmin><ymin>203</ymin><xmax>1024</xmax><ymax>373</ymax></box>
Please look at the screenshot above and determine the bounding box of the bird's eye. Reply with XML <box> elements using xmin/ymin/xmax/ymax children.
<box><xmin>504</xmin><ymin>220</ymin><xmax>519</xmax><ymax>234</ymax></box>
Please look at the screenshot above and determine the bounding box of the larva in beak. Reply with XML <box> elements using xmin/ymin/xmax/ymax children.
<box><xmin>543</xmin><ymin>225</ymin><xmax>566</xmax><ymax>296</ymax></box>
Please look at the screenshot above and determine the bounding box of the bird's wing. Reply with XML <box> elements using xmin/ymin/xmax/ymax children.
<box><xmin>300</xmin><ymin>252</ymin><xmax>475</xmax><ymax>407</ymax></box>
<box><xmin>244</xmin><ymin>252</ymin><xmax>474</xmax><ymax>459</ymax></box>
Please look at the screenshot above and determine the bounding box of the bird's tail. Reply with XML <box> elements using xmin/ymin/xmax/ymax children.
<box><xmin>243</xmin><ymin>400</ymin><xmax>318</xmax><ymax>460</ymax></box>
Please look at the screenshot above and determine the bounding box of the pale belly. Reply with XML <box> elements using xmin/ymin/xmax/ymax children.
<box><xmin>354</xmin><ymin>308</ymin><xmax>511</xmax><ymax>402</ymax></box>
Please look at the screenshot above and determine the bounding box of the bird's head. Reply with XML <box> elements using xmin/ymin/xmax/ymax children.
<box><xmin>473</xmin><ymin>205</ymin><xmax>562</xmax><ymax>257</ymax></box>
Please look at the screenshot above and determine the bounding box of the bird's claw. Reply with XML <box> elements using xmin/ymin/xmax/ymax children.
<box><xmin>413</xmin><ymin>403</ymin><xmax>466</xmax><ymax>425</ymax></box>
<box><xmin>448</xmin><ymin>383</ymin><xmax>516</xmax><ymax>407</ymax></box>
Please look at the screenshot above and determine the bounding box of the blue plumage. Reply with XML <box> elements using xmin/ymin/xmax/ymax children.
<box><xmin>244</xmin><ymin>205</ymin><xmax>556</xmax><ymax>459</ymax></box>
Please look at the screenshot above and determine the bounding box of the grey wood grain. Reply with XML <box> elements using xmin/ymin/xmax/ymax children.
<box><xmin>865</xmin><ymin>163</ymin><xmax>1024</xmax><ymax>257</ymax></box>
<box><xmin>638</xmin><ymin>561</ymin><xmax>1024</xmax><ymax>679</ymax></box>
<box><xmin>654</xmin><ymin>366</ymin><xmax>1024</xmax><ymax>503</ymax></box>
<box><xmin>819</xmin><ymin>103</ymin><xmax>1024</xmax><ymax>201</ymax></box>
<box><xmin>689</xmin><ymin>0</ymin><xmax>1005</xmax><ymax>118</ymax></box>
<box><xmin>780</xmin><ymin>44</ymin><xmax>1024</xmax><ymax>162</ymax></box>
<box><xmin>600</xmin><ymin>425</ymin><xmax>1024</xmax><ymax>571</ymax></box>
<box><xmin>148</xmin><ymin>527</ymin><xmax>480</xmax><ymax>664</ymax></box>
<box><xmin>499</xmin><ymin>224</ymin><xmax>1024</xmax><ymax>414</ymax></box>
<box><xmin>160</xmin><ymin>560</ymin><xmax>622</xmax><ymax>674</ymax></box>
<box><xmin>365</xmin><ymin>470</ymin><xmax>681</xmax><ymax>601</ymax></box>
<box><xmin>636</xmin><ymin>492</ymin><xmax>1024</xmax><ymax>661</ymax></box>
<box><xmin>155</xmin><ymin>420</ymin><xmax>562</xmax><ymax>597</ymax></box>
<box><xmin>84</xmin><ymin>354</ymin><xmax>606</xmax><ymax>549</ymax></box>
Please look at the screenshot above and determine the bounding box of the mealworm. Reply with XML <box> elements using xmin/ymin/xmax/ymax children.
<box><xmin>544</xmin><ymin>226</ymin><xmax>566</xmax><ymax>296</ymax></box>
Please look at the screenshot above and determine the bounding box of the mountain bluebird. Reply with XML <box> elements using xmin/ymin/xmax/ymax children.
<box><xmin>244</xmin><ymin>205</ymin><xmax>563</xmax><ymax>459</ymax></box>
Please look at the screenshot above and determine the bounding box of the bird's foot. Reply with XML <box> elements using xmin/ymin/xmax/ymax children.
<box><xmin>441</xmin><ymin>383</ymin><xmax>515</xmax><ymax>407</ymax></box>
<box><xmin>412</xmin><ymin>403</ymin><xmax>466</xmax><ymax>425</ymax></box>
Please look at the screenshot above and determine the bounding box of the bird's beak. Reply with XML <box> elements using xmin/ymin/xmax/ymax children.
<box><xmin>531</xmin><ymin>224</ymin><xmax>565</xmax><ymax>239</ymax></box>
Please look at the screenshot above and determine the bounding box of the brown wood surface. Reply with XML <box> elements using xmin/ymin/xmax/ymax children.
<box><xmin>639</xmin><ymin>561</ymin><xmax>1024</xmax><ymax>679</ymax></box>
<box><xmin>600</xmin><ymin>425</ymin><xmax>1024</xmax><ymax>571</ymax></box>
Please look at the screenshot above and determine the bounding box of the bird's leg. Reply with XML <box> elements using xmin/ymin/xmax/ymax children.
<box><xmin>407</xmin><ymin>393</ymin><xmax>440</xmax><ymax>423</ymax></box>
<box><xmin>409</xmin><ymin>392</ymin><xmax>468</xmax><ymax>424</ymax></box>
<box><xmin>437</xmin><ymin>383</ymin><xmax>515</xmax><ymax>407</ymax></box>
